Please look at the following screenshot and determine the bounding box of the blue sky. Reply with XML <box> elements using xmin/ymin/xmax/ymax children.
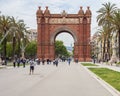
<box><xmin>0</xmin><ymin>0</ymin><xmax>120</xmax><ymax>46</ymax></box>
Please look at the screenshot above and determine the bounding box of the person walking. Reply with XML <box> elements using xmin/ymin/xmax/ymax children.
<box><xmin>55</xmin><ymin>59</ymin><xmax>58</xmax><ymax>67</ymax></box>
<box><xmin>22</xmin><ymin>58</ymin><xmax>26</xmax><ymax>68</ymax></box>
<box><xmin>13</xmin><ymin>59</ymin><xmax>16</xmax><ymax>68</ymax></box>
<box><xmin>54</xmin><ymin>58</ymin><xmax>59</xmax><ymax>67</ymax></box>
<box><xmin>29</xmin><ymin>59</ymin><xmax>35</xmax><ymax>75</ymax></box>
<box><xmin>68</xmin><ymin>58</ymin><xmax>71</xmax><ymax>65</ymax></box>
<box><xmin>17</xmin><ymin>58</ymin><xmax>20</xmax><ymax>67</ymax></box>
<box><xmin>42</xmin><ymin>59</ymin><xmax>45</xmax><ymax>65</ymax></box>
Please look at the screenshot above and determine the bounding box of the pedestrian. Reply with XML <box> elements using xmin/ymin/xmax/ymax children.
<box><xmin>42</xmin><ymin>59</ymin><xmax>45</xmax><ymax>65</ymax></box>
<box><xmin>47</xmin><ymin>59</ymin><xmax>49</xmax><ymax>64</ymax></box>
<box><xmin>13</xmin><ymin>59</ymin><xmax>16</xmax><ymax>68</ymax></box>
<box><xmin>22</xmin><ymin>58</ymin><xmax>26</xmax><ymax>68</ymax></box>
<box><xmin>68</xmin><ymin>58</ymin><xmax>71</xmax><ymax>65</ymax></box>
<box><xmin>55</xmin><ymin>59</ymin><xmax>58</xmax><ymax>67</ymax></box>
<box><xmin>29</xmin><ymin>59</ymin><xmax>35</xmax><ymax>75</ymax></box>
<box><xmin>17</xmin><ymin>58</ymin><xmax>20</xmax><ymax>67</ymax></box>
<box><xmin>75</xmin><ymin>58</ymin><xmax>78</xmax><ymax>63</ymax></box>
<box><xmin>53</xmin><ymin>59</ymin><xmax>55</xmax><ymax>65</ymax></box>
<box><xmin>37</xmin><ymin>59</ymin><xmax>40</xmax><ymax>65</ymax></box>
<box><xmin>49</xmin><ymin>59</ymin><xmax>51</xmax><ymax>64</ymax></box>
<box><xmin>93</xmin><ymin>58</ymin><xmax>96</xmax><ymax>64</ymax></box>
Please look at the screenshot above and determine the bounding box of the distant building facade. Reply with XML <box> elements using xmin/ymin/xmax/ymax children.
<box><xmin>27</xmin><ymin>29</ymin><xmax>37</xmax><ymax>41</ymax></box>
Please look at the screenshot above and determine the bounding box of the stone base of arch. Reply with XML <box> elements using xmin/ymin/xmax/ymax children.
<box><xmin>37</xmin><ymin>44</ymin><xmax>91</xmax><ymax>62</ymax></box>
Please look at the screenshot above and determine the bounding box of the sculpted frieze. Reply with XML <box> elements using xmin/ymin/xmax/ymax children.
<box><xmin>49</xmin><ymin>18</ymin><xmax>79</xmax><ymax>24</ymax></box>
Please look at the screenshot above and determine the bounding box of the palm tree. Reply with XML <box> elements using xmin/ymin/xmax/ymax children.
<box><xmin>110</xmin><ymin>9</ymin><xmax>120</xmax><ymax>59</ymax></box>
<box><xmin>97</xmin><ymin>26</ymin><xmax>108</xmax><ymax>61</ymax></box>
<box><xmin>0</xmin><ymin>15</ymin><xmax>12</xmax><ymax>64</ymax></box>
<box><xmin>9</xmin><ymin>16</ymin><xmax>18</xmax><ymax>59</ymax></box>
<box><xmin>97</xmin><ymin>2</ymin><xmax>117</xmax><ymax>26</ymax></box>
<box><xmin>10</xmin><ymin>17</ymin><xmax>26</xmax><ymax>59</ymax></box>
<box><xmin>97</xmin><ymin>2</ymin><xmax>117</xmax><ymax>61</ymax></box>
<box><xmin>8</xmin><ymin>17</ymin><xmax>29</xmax><ymax>58</ymax></box>
<box><xmin>0</xmin><ymin>15</ymin><xmax>29</xmax><ymax>61</ymax></box>
<box><xmin>16</xmin><ymin>21</ymin><xmax>29</xmax><ymax>58</ymax></box>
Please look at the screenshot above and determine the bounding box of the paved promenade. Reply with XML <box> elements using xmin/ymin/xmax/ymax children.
<box><xmin>0</xmin><ymin>62</ymin><xmax>119</xmax><ymax>96</ymax></box>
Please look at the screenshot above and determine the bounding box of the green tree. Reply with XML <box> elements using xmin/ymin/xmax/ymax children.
<box><xmin>97</xmin><ymin>26</ymin><xmax>112</xmax><ymax>61</ymax></box>
<box><xmin>10</xmin><ymin>17</ymin><xmax>21</xmax><ymax>59</ymax></box>
<box><xmin>97</xmin><ymin>2</ymin><xmax>117</xmax><ymax>60</ymax></box>
<box><xmin>97</xmin><ymin>2</ymin><xmax>116</xmax><ymax>26</ymax></box>
<box><xmin>6</xmin><ymin>42</ymin><xmax>12</xmax><ymax>58</ymax></box>
<box><xmin>110</xmin><ymin>9</ymin><xmax>120</xmax><ymax>58</ymax></box>
<box><xmin>55</xmin><ymin>40</ymin><xmax>70</xmax><ymax>58</ymax></box>
<box><xmin>0</xmin><ymin>15</ymin><xmax>12</xmax><ymax>64</ymax></box>
<box><xmin>25</xmin><ymin>41</ymin><xmax>37</xmax><ymax>58</ymax></box>
<box><xmin>15</xmin><ymin>20</ymin><xmax>29</xmax><ymax>58</ymax></box>
<box><xmin>0</xmin><ymin>15</ymin><xmax>29</xmax><ymax>60</ymax></box>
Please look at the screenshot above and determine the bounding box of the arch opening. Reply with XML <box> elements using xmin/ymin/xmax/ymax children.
<box><xmin>55</xmin><ymin>32</ymin><xmax>74</xmax><ymax>47</ymax></box>
<box><xmin>50</xmin><ymin>27</ymin><xmax>78</xmax><ymax>60</ymax></box>
<box><xmin>50</xmin><ymin>27</ymin><xmax>78</xmax><ymax>45</ymax></box>
<box><xmin>55</xmin><ymin>32</ymin><xmax>74</xmax><ymax>59</ymax></box>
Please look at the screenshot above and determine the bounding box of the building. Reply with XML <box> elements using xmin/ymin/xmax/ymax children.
<box><xmin>36</xmin><ymin>6</ymin><xmax>92</xmax><ymax>61</ymax></box>
<box><xmin>27</xmin><ymin>29</ymin><xmax>37</xmax><ymax>41</ymax></box>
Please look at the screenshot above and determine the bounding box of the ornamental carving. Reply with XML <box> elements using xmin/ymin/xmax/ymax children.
<box><xmin>49</xmin><ymin>18</ymin><xmax>79</xmax><ymax>24</ymax></box>
<box><xmin>45</xmin><ymin>18</ymin><xmax>48</xmax><ymax>23</ymax></box>
<box><xmin>61</xmin><ymin>10</ymin><xmax>67</xmax><ymax>17</ymax></box>
<box><xmin>79</xmin><ymin>18</ymin><xmax>83</xmax><ymax>23</ymax></box>
<box><xmin>37</xmin><ymin>18</ymin><xmax>41</xmax><ymax>23</ymax></box>
<box><xmin>87</xmin><ymin>18</ymin><xmax>90</xmax><ymax>23</ymax></box>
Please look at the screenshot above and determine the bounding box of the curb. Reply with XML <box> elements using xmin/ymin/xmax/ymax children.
<box><xmin>80</xmin><ymin>64</ymin><xmax>120</xmax><ymax>96</ymax></box>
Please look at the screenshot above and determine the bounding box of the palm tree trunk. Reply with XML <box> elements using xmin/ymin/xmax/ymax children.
<box><xmin>3</xmin><ymin>31</ymin><xmax>7</xmax><ymax>65</ymax></box>
<box><xmin>12</xmin><ymin>36</ymin><xmax>16</xmax><ymax>59</ymax></box>
<box><xmin>119</xmin><ymin>30</ymin><xmax>120</xmax><ymax>60</ymax></box>
<box><xmin>106</xmin><ymin>23</ymin><xmax>111</xmax><ymax>61</ymax></box>
<box><xmin>107</xmin><ymin>38</ymin><xmax>110</xmax><ymax>61</ymax></box>
<box><xmin>18</xmin><ymin>39</ymin><xmax>21</xmax><ymax>58</ymax></box>
<box><xmin>103</xmin><ymin>39</ymin><xmax>106</xmax><ymax>61</ymax></box>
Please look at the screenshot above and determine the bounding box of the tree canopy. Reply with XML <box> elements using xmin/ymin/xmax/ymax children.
<box><xmin>55</xmin><ymin>40</ymin><xmax>70</xmax><ymax>58</ymax></box>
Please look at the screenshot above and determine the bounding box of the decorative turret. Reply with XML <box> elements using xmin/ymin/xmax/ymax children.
<box><xmin>36</xmin><ymin>6</ymin><xmax>43</xmax><ymax>17</ymax></box>
<box><xmin>85</xmin><ymin>6</ymin><xmax>92</xmax><ymax>17</ymax></box>
<box><xmin>85</xmin><ymin>7</ymin><xmax>92</xmax><ymax>24</ymax></box>
<box><xmin>44</xmin><ymin>6</ymin><xmax>50</xmax><ymax>17</ymax></box>
<box><xmin>78</xmin><ymin>6</ymin><xmax>84</xmax><ymax>16</ymax></box>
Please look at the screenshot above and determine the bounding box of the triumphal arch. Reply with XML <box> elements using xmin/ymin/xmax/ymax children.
<box><xmin>36</xmin><ymin>6</ymin><xmax>92</xmax><ymax>61</ymax></box>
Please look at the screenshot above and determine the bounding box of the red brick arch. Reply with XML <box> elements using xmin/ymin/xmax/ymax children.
<box><xmin>36</xmin><ymin>6</ymin><xmax>92</xmax><ymax>61</ymax></box>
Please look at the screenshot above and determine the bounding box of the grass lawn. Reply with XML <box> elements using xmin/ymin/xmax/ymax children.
<box><xmin>7</xmin><ymin>62</ymin><xmax>13</xmax><ymax>66</ymax></box>
<box><xmin>81</xmin><ymin>63</ymin><xmax>98</xmax><ymax>66</ymax></box>
<box><xmin>89</xmin><ymin>68</ymin><xmax>120</xmax><ymax>92</ymax></box>
<box><xmin>0</xmin><ymin>67</ymin><xmax>3</xmax><ymax>69</ymax></box>
<box><xmin>5</xmin><ymin>62</ymin><xmax>29</xmax><ymax>67</ymax></box>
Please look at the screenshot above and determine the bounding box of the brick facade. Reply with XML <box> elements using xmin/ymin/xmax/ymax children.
<box><xmin>36</xmin><ymin>6</ymin><xmax>92</xmax><ymax>61</ymax></box>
